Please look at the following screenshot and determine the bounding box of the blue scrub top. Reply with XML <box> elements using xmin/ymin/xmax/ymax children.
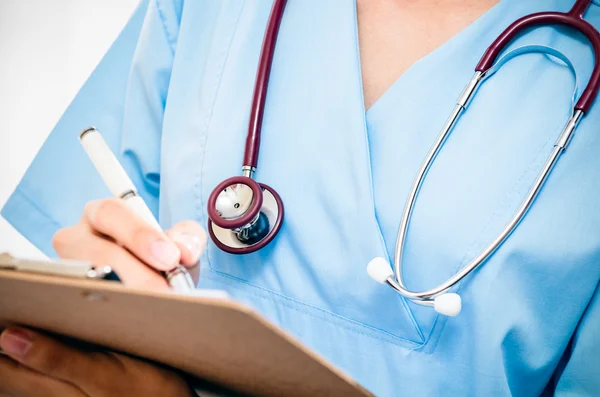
<box><xmin>3</xmin><ymin>0</ymin><xmax>600</xmax><ymax>395</ymax></box>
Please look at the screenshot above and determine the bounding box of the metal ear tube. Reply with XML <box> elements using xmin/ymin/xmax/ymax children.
<box><xmin>368</xmin><ymin>0</ymin><xmax>600</xmax><ymax>316</ymax></box>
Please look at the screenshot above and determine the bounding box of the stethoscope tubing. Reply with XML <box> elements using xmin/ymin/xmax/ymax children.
<box><xmin>477</xmin><ymin>1</ymin><xmax>600</xmax><ymax>112</ymax></box>
<box><xmin>243</xmin><ymin>0</ymin><xmax>288</xmax><ymax>170</ymax></box>
<box><xmin>207</xmin><ymin>0</ymin><xmax>288</xmax><ymax>254</ymax></box>
<box><xmin>391</xmin><ymin>0</ymin><xmax>598</xmax><ymax>305</ymax></box>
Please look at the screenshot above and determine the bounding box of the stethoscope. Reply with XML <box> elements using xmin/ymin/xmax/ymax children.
<box><xmin>207</xmin><ymin>0</ymin><xmax>600</xmax><ymax>316</ymax></box>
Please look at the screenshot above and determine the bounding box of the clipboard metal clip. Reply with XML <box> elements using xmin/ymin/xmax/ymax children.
<box><xmin>0</xmin><ymin>253</ymin><xmax>118</xmax><ymax>280</ymax></box>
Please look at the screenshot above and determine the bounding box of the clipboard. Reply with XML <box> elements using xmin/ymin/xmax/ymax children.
<box><xmin>0</xmin><ymin>256</ymin><xmax>373</xmax><ymax>397</ymax></box>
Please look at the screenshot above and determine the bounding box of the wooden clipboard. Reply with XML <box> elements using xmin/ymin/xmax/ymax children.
<box><xmin>0</xmin><ymin>268</ymin><xmax>373</xmax><ymax>397</ymax></box>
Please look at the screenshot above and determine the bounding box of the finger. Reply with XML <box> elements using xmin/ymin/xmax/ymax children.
<box><xmin>166</xmin><ymin>221</ymin><xmax>207</xmax><ymax>266</ymax></box>
<box><xmin>83</xmin><ymin>199</ymin><xmax>181</xmax><ymax>271</ymax></box>
<box><xmin>166</xmin><ymin>222</ymin><xmax>207</xmax><ymax>285</ymax></box>
<box><xmin>53</xmin><ymin>225</ymin><xmax>168</xmax><ymax>290</ymax></box>
<box><xmin>0</xmin><ymin>355</ymin><xmax>86</xmax><ymax>397</ymax></box>
<box><xmin>0</xmin><ymin>329</ymin><xmax>191</xmax><ymax>397</ymax></box>
<box><xmin>0</xmin><ymin>328</ymin><xmax>120</xmax><ymax>395</ymax></box>
<box><xmin>0</xmin><ymin>328</ymin><xmax>94</xmax><ymax>386</ymax></box>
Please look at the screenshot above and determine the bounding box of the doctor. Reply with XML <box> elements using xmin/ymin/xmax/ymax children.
<box><xmin>1</xmin><ymin>0</ymin><xmax>600</xmax><ymax>395</ymax></box>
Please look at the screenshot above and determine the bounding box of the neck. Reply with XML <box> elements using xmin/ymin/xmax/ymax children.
<box><xmin>356</xmin><ymin>0</ymin><xmax>501</xmax><ymax>109</ymax></box>
<box><xmin>388</xmin><ymin>0</ymin><xmax>499</xmax><ymax>12</ymax></box>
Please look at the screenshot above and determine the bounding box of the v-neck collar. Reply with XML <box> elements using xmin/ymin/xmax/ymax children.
<box><xmin>353</xmin><ymin>0</ymin><xmax>565</xmax><ymax>121</ymax></box>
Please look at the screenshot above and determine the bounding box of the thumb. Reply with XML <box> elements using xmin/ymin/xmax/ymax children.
<box><xmin>166</xmin><ymin>220</ymin><xmax>207</xmax><ymax>268</ymax></box>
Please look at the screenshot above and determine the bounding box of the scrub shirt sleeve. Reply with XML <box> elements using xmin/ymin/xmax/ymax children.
<box><xmin>546</xmin><ymin>285</ymin><xmax>600</xmax><ymax>396</ymax></box>
<box><xmin>1</xmin><ymin>0</ymin><xmax>181</xmax><ymax>256</ymax></box>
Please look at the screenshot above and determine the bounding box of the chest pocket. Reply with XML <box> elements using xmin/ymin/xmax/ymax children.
<box><xmin>164</xmin><ymin>1</ymin><xmax>600</xmax><ymax>351</ymax></box>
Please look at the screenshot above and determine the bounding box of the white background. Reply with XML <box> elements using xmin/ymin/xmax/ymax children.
<box><xmin>0</xmin><ymin>0</ymin><xmax>140</xmax><ymax>259</ymax></box>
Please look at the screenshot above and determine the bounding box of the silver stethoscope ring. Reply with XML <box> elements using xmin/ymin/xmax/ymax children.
<box><xmin>208</xmin><ymin>181</ymin><xmax>285</xmax><ymax>255</ymax></box>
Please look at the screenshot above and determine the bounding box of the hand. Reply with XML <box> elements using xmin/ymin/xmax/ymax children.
<box><xmin>52</xmin><ymin>198</ymin><xmax>207</xmax><ymax>289</ymax></box>
<box><xmin>0</xmin><ymin>327</ymin><xmax>194</xmax><ymax>396</ymax></box>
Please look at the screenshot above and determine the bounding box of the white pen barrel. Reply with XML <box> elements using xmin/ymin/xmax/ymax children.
<box><xmin>80</xmin><ymin>128</ymin><xmax>136</xmax><ymax>198</ymax></box>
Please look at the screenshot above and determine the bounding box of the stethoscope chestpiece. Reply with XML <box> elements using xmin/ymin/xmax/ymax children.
<box><xmin>207</xmin><ymin>176</ymin><xmax>284</xmax><ymax>254</ymax></box>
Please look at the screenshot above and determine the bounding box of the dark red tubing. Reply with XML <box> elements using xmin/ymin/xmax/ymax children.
<box><xmin>243</xmin><ymin>0</ymin><xmax>287</xmax><ymax>169</ymax></box>
<box><xmin>570</xmin><ymin>0</ymin><xmax>593</xmax><ymax>17</ymax></box>
<box><xmin>476</xmin><ymin>0</ymin><xmax>600</xmax><ymax>112</ymax></box>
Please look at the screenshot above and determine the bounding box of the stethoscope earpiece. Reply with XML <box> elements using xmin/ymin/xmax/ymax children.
<box><xmin>367</xmin><ymin>257</ymin><xmax>394</xmax><ymax>284</ymax></box>
<box><xmin>433</xmin><ymin>293</ymin><xmax>462</xmax><ymax>317</ymax></box>
<box><xmin>367</xmin><ymin>257</ymin><xmax>462</xmax><ymax>317</ymax></box>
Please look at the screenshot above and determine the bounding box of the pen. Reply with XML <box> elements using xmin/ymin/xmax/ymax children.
<box><xmin>79</xmin><ymin>127</ymin><xmax>195</xmax><ymax>293</ymax></box>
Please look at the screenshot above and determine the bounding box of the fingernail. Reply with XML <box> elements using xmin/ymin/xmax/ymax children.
<box><xmin>150</xmin><ymin>240</ymin><xmax>180</xmax><ymax>266</ymax></box>
<box><xmin>172</xmin><ymin>232</ymin><xmax>206</xmax><ymax>261</ymax></box>
<box><xmin>0</xmin><ymin>329</ymin><xmax>32</xmax><ymax>358</ymax></box>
